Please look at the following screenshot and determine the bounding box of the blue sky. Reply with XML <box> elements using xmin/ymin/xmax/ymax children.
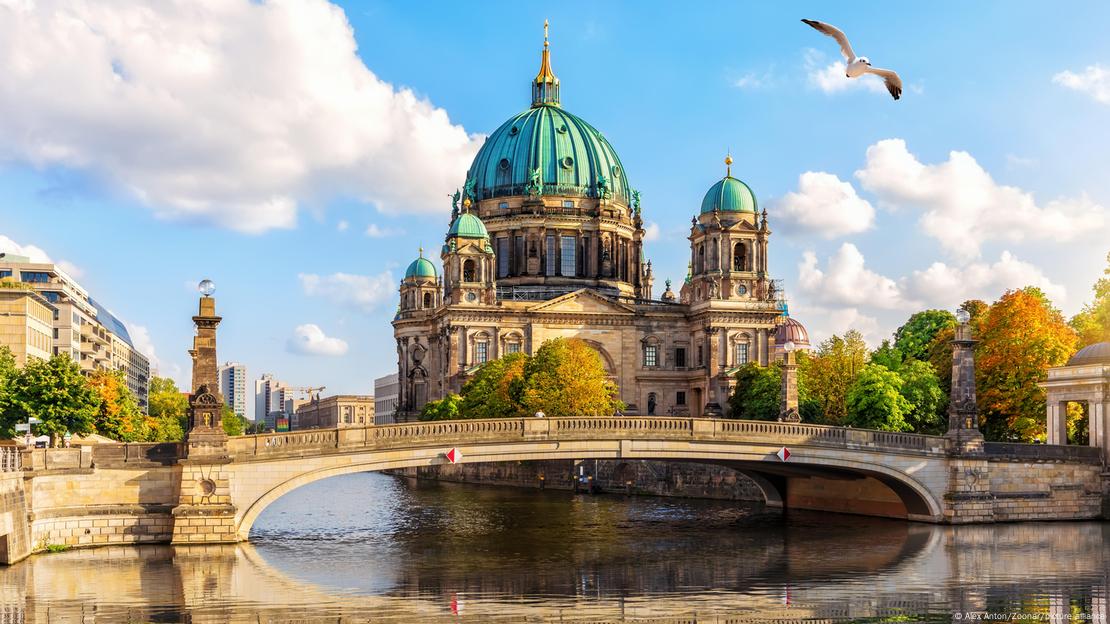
<box><xmin>2</xmin><ymin>1</ymin><xmax>1108</xmax><ymax>418</ymax></box>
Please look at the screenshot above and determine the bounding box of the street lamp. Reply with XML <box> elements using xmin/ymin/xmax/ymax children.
<box><xmin>784</xmin><ymin>340</ymin><xmax>796</xmax><ymax>353</ymax></box>
<box><xmin>956</xmin><ymin>308</ymin><xmax>971</xmax><ymax>324</ymax></box>
<box><xmin>197</xmin><ymin>279</ymin><xmax>216</xmax><ymax>297</ymax></box>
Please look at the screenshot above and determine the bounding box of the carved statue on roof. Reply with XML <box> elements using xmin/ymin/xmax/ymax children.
<box><xmin>463</xmin><ymin>178</ymin><xmax>477</xmax><ymax>203</ymax></box>
<box><xmin>597</xmin><ymin>173</ymin><xmax>611</xmax><ymax>199</ymax></box>
<box><xmin>631</xmin><ymin>189</ymin><xmax>641</xmax><ymax>214</ymax></box>
<box><xmin>525</xmin><ymin>167</ymin><xmax>543</xmax><ymax>196</ymax></box>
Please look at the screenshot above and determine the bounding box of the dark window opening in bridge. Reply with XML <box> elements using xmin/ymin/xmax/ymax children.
<box><xmin>463</xmin><ymin>259</ymin><xmax>476</xmax><ymax>282</ymax></box>
<box><xmin>675</xmin><ymin>347</ymin><xmax>686</xmax><ymax>368</ymax></box>
<box><xmin>560</xmin><ymin>236</ymin><xmax>576</xmax><ymax>276</ymax></box>
<box><xmin>475</xmin><ymin>341</ymin><xmax>489</xmax><ymax>364</ymax></box>
<box><xmin>647</xmin><ymin>392</ymin><xmax>657</xmax><ymax>415</ymax></box>
<box><xmin>676</xmin><ymin>391</ymin><xmax>686</xmax><ymax>406</ymax></box>
<box><xmin>735</xmin><ymin>343</ymin><xmax>749</xmax><ymax>366</ymax></box>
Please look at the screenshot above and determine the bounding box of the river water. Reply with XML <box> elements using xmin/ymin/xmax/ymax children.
<box><xmin>1</xmin><ymin>472</ymin><xmax>1107</xmax><ymax>622</ymax></box>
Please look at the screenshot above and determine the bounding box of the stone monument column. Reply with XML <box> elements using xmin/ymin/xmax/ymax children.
<box><xmin>172</xmin><ymin>279</ymin><xmax>238</xmax><ymax>544</ymax></box>
<box><xmin>703</xmin><ymin>327</ymin><xmax>724</xmax><ymax>417</ymax></box>
<box><xmin>778</xmin><ymin>342</ymin><xmax>801</xmax><ymax>422</ymax></box>
<box><xmin>946</xmin><ymin>309</ymin><xmax>984</xmax><ymax>451</ymax></box>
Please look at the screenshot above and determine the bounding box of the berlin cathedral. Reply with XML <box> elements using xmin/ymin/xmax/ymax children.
<box><xmin>392</xmin><ymin>25</ymin><xmax>809</xmax><ymax>421</ymax></box>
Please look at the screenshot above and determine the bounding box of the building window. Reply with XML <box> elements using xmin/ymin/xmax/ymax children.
<box><xmin>422</xmin><ymin>292</ymin><xmax>433</xmax><ymax>308</ymax></box>
<box><xmin>475</xmin><ymin>341</ymin><xmax>489</xmax><ymax>364</ymax></box>
<box><xmin>545</xmin><ymin>236</ymin><xmax>556</xmax><ymax>276</ymax></box>
<box><xmin>675</xmin><ymin>347</ymin><xmax>686</xmax><ymax>368</ymax></box>
<box><xmin>497</xmin><ymin>238</ymin><xmax>509</xmax><ymax>277</ymax></box>
<box><xmin>647</xmin><ymin>392</ymin><xmax>657</xmax><ymax>415</ymax></box>
<box><xmin>697</xmin><ymin>345</ymin><xmax>703</xmax><ymax>367</ymax></box>
<box><xmin>499</xmin><ymin>201</ymin><xmax>509</xmax><ymax>211</ymax></box>
<box><xmin>505</xmin><ymin>342</ymin><xmax>521</xmax><ymax>354</ymax></box>
<box><xmin>463</xmin><ymin>259</ymin><xmax>476</xmax><ymax>282</ymax></box>
<box><xmin>514</xmin><ymin>236</ymin><xmax>525</xmax><ymax>275</ymax></box>
<box><xmin>562</xmin><ymin>200</ymin><xmax>574</xmax><ymax>213</ymax></box>
<box><xmin>733</xmin><ymin>242</ymin><xmax>746</xmax><ymax>271</ymax></box>
<box><xmin>644</xmin><ymin>345</ymin><xmax>658</xmax><ymax>367</ymax></box>
<box><xmin>676</xmin><ymin>391</ymin><xmax>686</xmax><ymax>406</ymax></box>
<box><xmin>560</xmin><ymin>236</ymin><xmax>576</xmax><ymax>276</ymax></box>
<box><xmin>20</xmin><ymin>271</ymin><xmax>50</xmax><ymax>283</ymax></box>
<box><xmin>735</xmin><ymin>343</ymin><xmax>749</xmax><ymax>366</ymax></box>
<box><xmin>0</xmin><ymin>270</ymin><xmax>10</xmax><ymax>279</ymax></box>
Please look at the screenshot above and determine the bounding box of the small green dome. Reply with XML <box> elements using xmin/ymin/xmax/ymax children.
<box><xmin>404</xmin><ymin>256</ymin><xmax>437</xmax><ymax>279</ymax></box>
<box><xmin>700</xmin><ymin>176</ymin><xmax>757</xmax><ymax>214</ymax></box>
<box><xmin>448</xmin><ymin>212</ymin><xmax>489</xmax><ymax>239</ymax></box>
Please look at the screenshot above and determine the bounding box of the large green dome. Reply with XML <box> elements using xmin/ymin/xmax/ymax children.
<box><xmin>465</xmin><ymin>105</ymin><xmax>631</xmax><ymax>204</ymax></box>
<box><xmin>700</xmin><ymin>175</ymin><xmax>757</xmax><ymax>214</ymax></box>
<box><xmin>447</xmin><ymin>212</ymin><xmax>489</xmax><ymax>239</ymax></box>
<box><xmin>404</xmin><ymin>256</ymin><xmax>437</xmax><ymax>279</ymax></box>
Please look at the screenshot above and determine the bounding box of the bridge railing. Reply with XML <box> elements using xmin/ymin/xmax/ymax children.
<box><xmin>0</xmin><ymin>446</ymin><xmax>21</xmax><ymax>472</ymax></box>
<box><xmin>227</xmin><ymin>417</ymin><xmax>952</xmax><ymax>461</ymax></box>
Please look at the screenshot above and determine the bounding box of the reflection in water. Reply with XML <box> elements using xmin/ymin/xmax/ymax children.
<box><xmin>1</xmin><ymin>472</ymin><xmax>1107</xmax><ymax>622</ymax></box>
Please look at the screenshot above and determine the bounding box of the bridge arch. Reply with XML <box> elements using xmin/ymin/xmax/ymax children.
<box><xmin>231</xmin><ymin>424</ymin><xmax>947</xmax><ymax>539</ymax></box>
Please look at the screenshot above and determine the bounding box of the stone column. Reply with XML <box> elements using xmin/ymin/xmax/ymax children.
<box><xmin>703</xmin><ymin>328</ymin><xmax>723</xmax><ymax>417</ymax></box>
<box><xmin>946</xmin><ymin>317</ymin><xmax>984</xmax><ymax>452</ymax></box>
<box><xmin>1047</xmin><ymin>401</ymin><xmax>1067</xmax><ymax>446</ymax></box>
<box><xmin>778</xmin><ymin>349</ymin><xmax>800</xmax><ymax>422</ymax></box>
<box><xmin>173</xmin><ymin>288</ymin><xmax>237</xmax><ymax>544</ymax></box>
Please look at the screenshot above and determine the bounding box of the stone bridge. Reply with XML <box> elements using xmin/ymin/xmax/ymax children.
<box><xmin>1</xmin><ymin>416</ymin><xmax>1107</xmax><ymax>564</ymax></box>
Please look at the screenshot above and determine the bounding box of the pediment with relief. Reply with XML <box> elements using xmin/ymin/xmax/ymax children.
<box><xmin>528</xmin><ymin>289</ymin><xmax>635</xmax><ymax>315</ymax></box>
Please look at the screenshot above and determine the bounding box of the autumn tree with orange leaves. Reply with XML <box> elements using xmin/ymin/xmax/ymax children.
<box><xmin>975</xmin><ymin>288</ymin><xmax>1078</xmax><ymax>442</ymax></box>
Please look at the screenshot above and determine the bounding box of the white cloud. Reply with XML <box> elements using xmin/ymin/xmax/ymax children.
<box><xmin>298</xmin><ymin>271</ymin><xmax>395</xmax><ymax>312</ymax></box>
<box><xmin>642</xmin><ymin>222</ymin><xmax>661</xmax><ymax>242</ymax></box>
<box><xmin>0</xmin><ymin>1</ymin><xmax>483</xmax><ymax>233</ymax></box>
<box><xmin>733</xmin><ymin>67</ymin><xmax>776</xmax><ymax>90</ymax></box>
<box><xmin>0</xmin><ymin>234</ymin><xmax>85</xmax><ymax>280</ymax></box>
<box><xmin>788</xmin><ymin>302</ymin><xmax>883</xmax><ymax>347</ymax></box>
<box><xmin>365</xmin><ymin>223</ymin><xmax>404</xmax><ymax>238</ymax></box>
<box><xmin>336</xmin><ymin>220</ymin><xmax>349</xmax><ymax>232</ymax></box>
<box><xmin>0</xmin><ymin>235</ymin><xmax>52</xmax><ymax>264</ymax></box>
<box><xmin>797</xmin><ymin>243</ymin><xmax>908</xmax><ymax>310</ymax></box>
<box><xmin>855</xmin><ymin>139</ymin><xmax>1106</xmax><ymax>261</ymax></box>
<box><xmin>287</xmin><ymin>324</ymin><xmax>348</xmax><ymax>356</ymax></box>
<box><xmin>770</xmin><ymin>171</ymin><xmax>875</xmax><ymax>239</ymax></box>
<box><xmin>1005</xmin><ymin>154</ymin><xmax>1038</xmax><ymax>169</ymax></box>
<box><xmin>804</xmin><ymin>49</ymin><xmax>886</xmax><ymax>95</ymax></box>
<box><xmin>903</xmin><ymin>251</ymin><xmax>1067</xmax><ymax>308</ymax></box>
<box><xmin>123</xmin><ymin>321</ymin><xmax>160</xmax><ymax>370</ymax></box>
<box><xmin>1053</xmin><ymin>64</ymin><xmax>1110</xmax><ymax>104</ymax></box>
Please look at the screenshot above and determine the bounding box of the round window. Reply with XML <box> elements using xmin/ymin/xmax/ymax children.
<box><xmin>611</xmin><ymin>165</ymin><xmax>621</xmax><ymax>178</ymax></box>
<box><xmin>466</xmin><ymin>292</ymin><xmax>477</xmax><ymax>302</ymax></box>
<box><xmin>561</xmin><ymin>156</ymin><xmax>574</xmax><ymax>169</ymax></box>
<box><xmin>498</xmin><ymin>158</ymin><xmax>510</xmax><ymax>171</ymax></box>
<box><xmin>509</xmin><ymin>126</ymin><xmax>519</xmax><ymax>136</ymax></box>
<box><xmin>557</xmin><ymin>124</ymin><xmax>568</xmax><ymax>134</ymax></box>
<box><xmin>737</xmin><ymin>285</ymin><xmax>748</xmax><ymax>296</ymax></box>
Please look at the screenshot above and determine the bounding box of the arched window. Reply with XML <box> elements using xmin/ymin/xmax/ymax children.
<box><xmin>733</xmin><ymin>242</ymin><xmax>746</xmax><ymax>271</ymax></box>
<box><xmin>422</xmin><ymin>292</ymin><xmax>433</xmax><ymax>308</ymax></box>
<box><xmin>463</xmin><ymin>259</ymin><xmax>476</xmax><ymax>282</ymax></box>
<box><xmin>647</xmin><ymin>392</ymin><xmax>657</xmax><ymax>416</ymax></box>
<box><xmin>697</xmin><ymin>244</ymin><xmax>705</xmax><ymax>274</ymax></box>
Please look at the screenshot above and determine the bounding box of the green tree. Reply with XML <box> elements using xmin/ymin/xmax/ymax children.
<box><xmin>5</xmin><ymin>355</ymin><xmax>99</xmax><ymax>443</ymax></box>
<box><xmin>869</xmin><ymin>340</ymin><xmax>904</xmax><ymax>371</ymax></box>
<box><xmin>845</xmin><ymin>363</ymin><xmax>913</xmax><ymax>432</ymax></box>
<box><xmin>977</xmin><ymin>288</ymin><xmax>1078</xmax><ymax>442</ymax></box>
<box><xmin>221</xmin><ymin>405</ymin><xmax>244</xmax><ymax>436</ymax></box>
<box><xmin>897</xmin><ymin>359</ymin><xmax>945</xmax><ymax>434</ymax></box>
<box><xmin>88</xmin><ymin>369</ymin><xmax>150</xmax><ymax>442</ymax></box>
<box><xmin>0</xmin><ymin>346</ymin><xmax>18</xmax><ymax>436</ymax></box>
<box><xmin>458</xmin><ymin>352</ymin><xmax>528</xmax><ymax>419</ymax></box>
<box><xmin>519</xmin><ymin>338</ymin><xmax>623</xmax><ymax>417</ymax></box>
<box><xmin>1070</xmin><ymin>252</ymin><xmax>1110</xmax><ymax>346</ymax></box>
<box><xmin>148</xmin><ymin>376</ymin><xmax>188</xmax><ymax>441</ymax></box>
<box><xmin>799</xmin><ymin>330</ymin><xmax>868</xmax><ymax>424</ymax></box>
<box><xmin>728</xmin><ymin>362</ymin><xmax>781</xmax><ymax>420</ymax></box>
<box><xmin>894</xmin><ymin>310</ymin><xmax>956</xmax><ymax>363</ymax></box>
<box><xmin>419</xmin><ymin>393</ymin><xmax>463</xmax><ymax>421</ymax></box>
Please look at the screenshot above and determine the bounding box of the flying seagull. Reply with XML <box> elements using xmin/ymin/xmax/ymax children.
<box><xmin>801</xmin><ymin>19</ymin><xmax>902</xmax><ymax>100</ymax></box>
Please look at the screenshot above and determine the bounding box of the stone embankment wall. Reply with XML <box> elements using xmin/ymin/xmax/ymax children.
<box><xmin>987</xmin><ymin>456</ymin><xmax>1106</xmax><ymax>521</ymax></box>
<box><xmin>395</xmin><ymin>459</ymin><xmax>766</xmax><ymax>502</ymax></box>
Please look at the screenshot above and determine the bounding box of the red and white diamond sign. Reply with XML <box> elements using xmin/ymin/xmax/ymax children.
<box><xmin>776</xmin><ymin>447</ymin><xmax>791</xmax><ymax>462</ymax></box>
<box><xmin>445</xmin><ymin>448</ymin><xmax>462</xmax><ymax>464</ymax></box>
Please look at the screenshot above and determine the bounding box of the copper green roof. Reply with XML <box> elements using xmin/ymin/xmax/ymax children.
<box><xmin>404</xmin><ymin>256</ymin><xmax>437</xmax><ymax>279</ymax></box>
<box><xmin>700</xmin><ymin>176</ymin><xmax>758</xmax><ymax>214</ymax></box>
<box><xmin>447</xmin><ymin>212</ymin><xmax>489</xmax><ymax>239</ymax></box>
<box><xmin>465</xmin><ymin>105</ymin><xmax>631</xmax><ymax>205</ymax></box>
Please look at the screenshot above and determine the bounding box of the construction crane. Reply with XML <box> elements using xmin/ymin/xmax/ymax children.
<box><xmin>287</xmin><ymin>385</ymin><xmax>326</xmax><ymax>401</ymax></box>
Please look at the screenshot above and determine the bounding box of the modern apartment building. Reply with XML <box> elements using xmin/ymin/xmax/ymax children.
<box><xmin>254</xmin><ymin>374</ymin><xmax>315</xmax><ymax>431</ymax></box>
<box><xmin>0</xmin><ymin>281</ymin><xmax>55</xmax><ymax>366</ymax></box>
<box><xmin>218</xmin><ymin>362</ymin><xmax>248</xmax><ymax>422</ymax></box>
<box><xmin>373</xmin><ymin>373</ymin><xmax>400</xmax><ymax>424</ymax></box>
<box><xmin>0</xmin><ymin>253</ymin><xmax>151</xmax><ymax>411</ymax></box>
<box><xmin>292</xmin><ymin>395</ymin><xmax>374</xmax><ymax>430</ymax></box>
